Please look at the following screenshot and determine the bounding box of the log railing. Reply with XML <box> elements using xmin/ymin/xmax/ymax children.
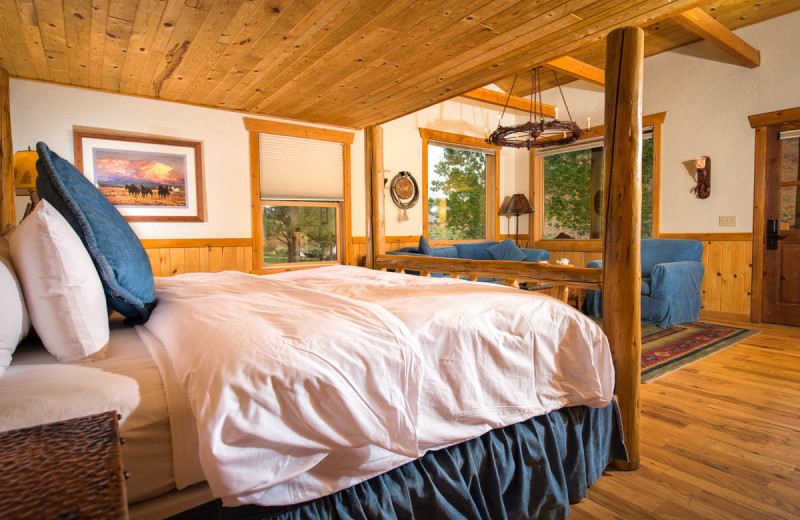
<box><xmin>374</xmin><ymin>254</ymin><xmax>602</xmax><ymax>297</ymax></box>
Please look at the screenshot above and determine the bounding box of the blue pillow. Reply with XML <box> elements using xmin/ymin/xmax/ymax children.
<box><xmin>487</xmin><ymin>238</ymin><xmax>527</xmax><ymax>262</ymax></box>
<box><xmin>35</xmin><ymin>142</ymin><xmax>157</xmax><ymax>324</ymax></box>
<box><xmin>418</xmin><ymin>236</ymin><xmax>433</xmax><ymax>256</ymax></box>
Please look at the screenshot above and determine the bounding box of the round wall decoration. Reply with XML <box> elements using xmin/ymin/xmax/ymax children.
<box><xmin>390</xmin><ymin>171</ymin><xmax>419</xmax><ymax>222</ymax></box>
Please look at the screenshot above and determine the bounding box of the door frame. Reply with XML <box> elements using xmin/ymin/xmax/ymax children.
<box><xmin>748</xmin><ymin>106</ymin><xmax>800</xmax><ymax>323</ymax></box>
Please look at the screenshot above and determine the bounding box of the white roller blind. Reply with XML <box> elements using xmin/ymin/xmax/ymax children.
<box><xmin>430</xmin><ymin>140</ymin><xmax>496</xmax><ymax>156</ymax></box>
<box><xmin>779</xmin><ymin>129</ymin><xmax>800</xmax><ymax>140</ymax></box>
<box><xmin>259</xmin><ymin>133</ymin><xmax>344</xmax><ymax>200</ymax></box>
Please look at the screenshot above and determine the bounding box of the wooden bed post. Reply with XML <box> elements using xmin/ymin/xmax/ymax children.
<box><xmin>0</xmin><ymin>67</ymin><xmax>14</xmax><ymax>232</ymax></box>
<box><xmin>603</xmin><ymin>26</ymin><xmax>644</xmax><ymax>471</ymax></box>
<box><xmin>364</xmin><ymin>125</ymin><xmax>385</xmax><ymax>269</ymax></box>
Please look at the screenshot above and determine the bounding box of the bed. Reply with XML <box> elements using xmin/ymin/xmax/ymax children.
<box><xmin>1</xmin><ymin>266</ymin><xmax>625</xmax><ymax>519</ymax></box>
<box><xmin>0</xmin><ymin>26</ymin><xmax>644</xmax><ymax>520</ymax></box>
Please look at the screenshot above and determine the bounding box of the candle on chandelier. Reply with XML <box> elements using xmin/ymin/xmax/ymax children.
<box><xmin>587</xmin><ymin>116</ymin><xmax>591</xmax><ymax>129</ymax></box>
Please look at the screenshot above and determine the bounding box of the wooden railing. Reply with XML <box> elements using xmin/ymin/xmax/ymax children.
<box><xmin>374</xmin><ymin>254</ymin><xmax>603</xmax><ymax>297</ymax></box>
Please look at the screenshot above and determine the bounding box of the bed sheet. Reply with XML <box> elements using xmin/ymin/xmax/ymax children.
<box><xmin>0</xmin><ymin>315</ymin><xmax>176</xmax><ymax>504</ymax></box>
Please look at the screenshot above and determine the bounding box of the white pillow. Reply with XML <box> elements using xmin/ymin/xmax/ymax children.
<box><xmin>9</xmin><ymin>200</ymin><xmax>109</xmax><ymax>362</ymax></box>
<box><xmin>0</xmin><ymin>234</ymin><xmax>30</xmax><ymax>376</ymax></box>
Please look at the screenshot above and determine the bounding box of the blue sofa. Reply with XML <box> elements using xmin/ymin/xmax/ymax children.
<box><xmin>583</xmin><ymin>239</ymin><xmax>704</xmax><ymax>328</ymax></box>
<box><xmin>387</xmin><ymin>239</ymin><xmax>550</xmax><ymax>282</ymax></box>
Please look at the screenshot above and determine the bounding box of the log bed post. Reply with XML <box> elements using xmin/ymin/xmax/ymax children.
<box><xmin>603</xmin><ymin>27</ymin><xmax>644</xmax><ymax>470</ymax></box>
<box><xmin>364</xmin><ymin>125</ymin><xmax>385</xmax><ymax>268</ymax></box>
<box><xmin>0</xmin><ymin>68</ymin><xmax>14</xmax><ymax>231</ymax></box>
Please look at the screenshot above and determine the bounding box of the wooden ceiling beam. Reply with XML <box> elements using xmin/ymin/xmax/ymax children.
<box><xmin>544</xmin><ymin>56</ymin><xmax>605</xmax><ymax>86</ymax></box>
<box><xmin>673</xmin><ymin>7</ymin><xmax>760</xmax><ymax>68</ymax></box>
<box><xmin>460</xmin><ymin>88</ymin><xmax>556</xmax><ymax>118</ymax></box>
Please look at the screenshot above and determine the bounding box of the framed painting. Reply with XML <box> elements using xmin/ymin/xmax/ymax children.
<box><xmin>73</xmin><ymin>127</ymin><xmax>205</xmax><ymax>222</ymax></box>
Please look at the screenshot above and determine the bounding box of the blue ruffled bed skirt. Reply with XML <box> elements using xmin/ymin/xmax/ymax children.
<box><xmin>185</xmin><ymin>402</ymin><xmax>626</xmax><ymax>520</ymax></box>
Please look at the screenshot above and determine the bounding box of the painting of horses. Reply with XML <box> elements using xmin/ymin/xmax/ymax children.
<box><xmin>73</xmin><ymin>128</ymin><xmax>204</xmax><ymax>222</ymax></box>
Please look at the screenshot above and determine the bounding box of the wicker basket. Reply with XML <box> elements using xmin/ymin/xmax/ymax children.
<box><xmin>0</xmin><ymin>411</ymin><xmax>127</xmax><ymax>519</ymax></box>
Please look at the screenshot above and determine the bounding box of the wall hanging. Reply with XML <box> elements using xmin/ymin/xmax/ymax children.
<box><xmin>390</xmin><ymin>171</ymin><xmax>419</xmax><ymax>222</ymax></box>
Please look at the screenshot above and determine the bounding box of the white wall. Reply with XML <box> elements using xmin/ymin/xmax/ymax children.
<box><xmin>10</xmin><ymin>79</ymin><xmax>527</xmax><ymax>241</ymax></box>
<box><xmin>378</xmin><ymin>98</ymin><xmax>530</xmax><ymax>237</ymax></box>
<box><xmin>9</xmin><ymin>79</ymin><xmax>364</xmax><ymax>240</ymax></box>
<box><xmin>537</xmin><ymin>10</ymin><xmax>800</xmax><ymax>233</ymax></box>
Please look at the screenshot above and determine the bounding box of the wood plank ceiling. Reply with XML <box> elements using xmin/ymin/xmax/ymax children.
<box><xmin>0</xmin><ymin>0</ymin><xmax>797</xmax><ymax>129</ymax></box>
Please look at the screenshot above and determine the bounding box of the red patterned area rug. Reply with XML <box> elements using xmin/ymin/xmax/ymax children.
<box><xmin>641</xmin><ymin>322</ymin><xmax>759</xmax><ymax>383</ymax></box>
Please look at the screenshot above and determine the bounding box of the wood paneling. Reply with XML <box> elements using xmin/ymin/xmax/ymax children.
<box><xmin>570</xmin><ymin>318</ymin><xmax>800</xmax><ymax>520</ymax></box>
<box><xmin>141</xmin><ymin>239</ymin><xmax>252</xmax><ymax>277</ymax></box>
<box><xmin>0</xmin><ymin>67</ymin><xmax>12</xmax><ymax>231</ymax></box>
<box><xmin>2</xmin><ymin>1</ymin><xmax>790</xmax><ymax>128</ymax></box>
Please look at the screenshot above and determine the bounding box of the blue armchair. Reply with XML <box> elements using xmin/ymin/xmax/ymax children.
<box><xmin>583</xmin><ymin>239</ymin><xmax>704</xmax><ymax>328</ymax></box>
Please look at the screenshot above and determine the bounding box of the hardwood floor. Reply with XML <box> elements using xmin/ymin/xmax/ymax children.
<box><xmin>570</xmin><ymin>320</ymin><xmax>800</xmax><ymax>519</ymax></box>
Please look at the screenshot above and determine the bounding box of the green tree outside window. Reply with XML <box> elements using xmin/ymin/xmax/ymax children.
<box><xmin>428</xmin><ymin>146</ymin><xmax>487</xmax><ymax>240</ymax></box>
<box><xmin>543</xmin><ymin>138</ymin><xmax>654</xmax><ymax>239</ymax></box>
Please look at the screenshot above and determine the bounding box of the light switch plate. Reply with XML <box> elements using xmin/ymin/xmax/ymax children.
<box><xmin>719</xmin><ymin>216</ymin><xmax>737</xmax><ymax>227</ymax></box>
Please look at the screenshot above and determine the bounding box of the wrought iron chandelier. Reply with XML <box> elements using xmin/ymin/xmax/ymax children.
<box><xmin>487</xmin><ymin>67</ymin><xmax>582</xmax><ymax>149</ymax></box>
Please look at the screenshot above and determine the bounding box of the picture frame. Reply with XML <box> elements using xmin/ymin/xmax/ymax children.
<box><xmin>73</xmin><ymin>127</ymin><xmax>205</xmax><ymax>222</ymax></box>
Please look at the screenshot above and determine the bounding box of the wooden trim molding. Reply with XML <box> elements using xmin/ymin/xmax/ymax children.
<box><xmin>0</xmin><ymin>68</ymin><xmax>13</xmax><ymax>232</ymax></box>
<box><xmin>699</xmin><ymin>309</ymin><xmax>751</xmax><ymax>323</ymax></box>
<box><xmin>659</xmin><ymin>232</ymin><xmax>753</xmax><ymax>241</ymax></box>
<box><xmin>748</xmin><ymin>106</ymin><xmax>800</xmax><ymax>128</ymax></box>
<box><xmin>246</xmin><ymin>117</ymin><xmax>354</xmax><ymax>272</ymax></box>
<box><xmin>141</xmin><ymin>238</ymin><xmax>252</xmax><ymax>248</ymax></box>
<box><xmin>419</xmin><ymin>127</ymin><xmax>500</xmax><ymax>242</ymax></box>
<box><xmin>418</xmin><ymin>128</ymin><xmax>500</xmax><ymax>150</ymax></box>
<box><xmin>535</xmin><ymin>239</ymin><xmax>604</xmax><ymax>252</ymax></box>
<box><xmin>243</xmin><ymin>117</ymin><xmax>355</xmax><ymax>144</ymax></box>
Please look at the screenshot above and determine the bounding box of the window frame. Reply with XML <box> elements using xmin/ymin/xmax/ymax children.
<box><xmin>245</xmin><ymin>118</ymin><xmax>354</xmax><ymax>274</ymax></box>
<box><xmin>419</xmin><ymin>128</ymin><xmax>499</xmax><ymax>245</ymax></box>
<box><xmin>259</xmin><ymin>200</ymin><xmax>342</xmax><ymax>268</ymax></box>
<box><xmin>530</xmin><ymin>112</ymin><xmax>665</xmax><ymax>248</ymax></box>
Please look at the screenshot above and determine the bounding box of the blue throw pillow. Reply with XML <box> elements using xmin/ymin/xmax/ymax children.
<box><xmin>487</xmin><ymin>238</ymin><xmax>527</xmax><ymax>262</ymax></box>
<box><xmin>35</xmin><ymin>142</ymin><xmax>157</xmax><ymax>324</ymax></box>
<box><xmin>418</xmin><ymin>236</ymin><xmax>433</xmax><ymax>256</ymax></box>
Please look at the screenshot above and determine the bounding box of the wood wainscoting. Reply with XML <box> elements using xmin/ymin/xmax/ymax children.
<box><xmin>140</xmin><ymin>239</ymin><xmax>253</xmax><ymax>277</ymax></box>
<box><xmin>537</xmin><ymin>234</ymin><xmax>754</xmax><ymax>322</ymax></box>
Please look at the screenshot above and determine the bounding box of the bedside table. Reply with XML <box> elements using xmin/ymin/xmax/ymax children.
<box><xmin>0</xmin><ymin>411</ymin><xmax>128</xmax><ymax>519</ymax></box>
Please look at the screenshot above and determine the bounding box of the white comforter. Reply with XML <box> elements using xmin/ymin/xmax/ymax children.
<box><xmin>140</xmin><ymin>265</ymin><xmax>613</xmax><ymax>506</ymax></box>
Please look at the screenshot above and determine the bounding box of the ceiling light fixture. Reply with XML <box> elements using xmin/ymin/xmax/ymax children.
<box><xmin>487</xmin><ymin>67</ymin><xmax>582</xmax><ymax>149</ymax></box>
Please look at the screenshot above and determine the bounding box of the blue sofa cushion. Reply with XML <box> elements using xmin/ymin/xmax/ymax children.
<box><xmin>488</xmin><ymin>238</ymin><xmax>527</xmax><ymax>262</ymax></box>
<box><xmin>35</xmin><ymin>142</ymin><xmax>157</xmax><ymax>324</ymax></box>
<box><xmin>418</xmin><ymin>235</ymin><xmax>433</xmax><ymax>256</ymax></box>
<box><xmin>454</xmin><ymin>242</ymin><xmax>496</xmax><ymax>260</ymax></box>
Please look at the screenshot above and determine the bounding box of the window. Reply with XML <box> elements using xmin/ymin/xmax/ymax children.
<box><xmin>420</xmin><ymin>128</ymin><xmax>498</xmax><ymax>242</ymax></box>
<box><xmin>534</xmin><ymin>114</ymin><xmax>663</xmax><ymax>241</ymax></box>
<box><xmin>245</xmin><ymin>118</ymin><xmax>354</xmax><ymax>272</ymax></box>
<box><xmin>261</xmin><ymin>202</ymin><xmax>339</xmax><ymax>264</ymax></box>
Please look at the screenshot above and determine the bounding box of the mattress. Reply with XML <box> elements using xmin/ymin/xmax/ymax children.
<box><xmin>0</xmin><ymin>314</ymin><xmax>176</xmax><ymax>504</ymax></box>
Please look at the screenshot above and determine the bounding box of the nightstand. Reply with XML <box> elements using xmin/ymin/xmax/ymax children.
<box><xmin>0</xmin><ymin>411</ymin><xmax>128</xmax><ymax>519</ymax></box>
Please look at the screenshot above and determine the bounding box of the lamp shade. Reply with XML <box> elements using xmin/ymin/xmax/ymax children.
<box><xmin>13</xmin><ymin>150</ymin><xmax>39</xmax><ymax>190</ymax></box>
<box><xmin>502</xmin><ymin>193</ymin><xmax>534</xmax><ymax>215</ymax></box>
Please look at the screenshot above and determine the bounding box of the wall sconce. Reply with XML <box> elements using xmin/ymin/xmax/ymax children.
<box><xmin>691</xmin><ymin>156</ymin><xmax>710</xmax><ymax>199</ymax></box>
<box><xmin>13</xmin><ymin>148</ymin><xmax>40</xmax><ymax>219</ymax></box>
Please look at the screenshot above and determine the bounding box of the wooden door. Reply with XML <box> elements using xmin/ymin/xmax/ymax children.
<box><xmin>762</xmin><ymin>122</ymin><xmax>800</xmax><ymax>326</ymax></box>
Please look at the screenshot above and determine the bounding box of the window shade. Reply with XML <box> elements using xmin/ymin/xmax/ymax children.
<box><xmin>536</xmin><ymin>128</ymin><xmax>653</xmax><ymax>157</ymax></box>
<box><xmin>430</xmin><ymin>140</ymin><xmax>496</xmax><ymax>156</ymax></box>
<box><xmin>779</xmin><ymin>129</ymin><xmax>800</xmax><ymax>140</ymax></box>
<box><xmin>259</xmin><ymin>133</ymin><xmax>344</xmax><ymax>200</ymax></box>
